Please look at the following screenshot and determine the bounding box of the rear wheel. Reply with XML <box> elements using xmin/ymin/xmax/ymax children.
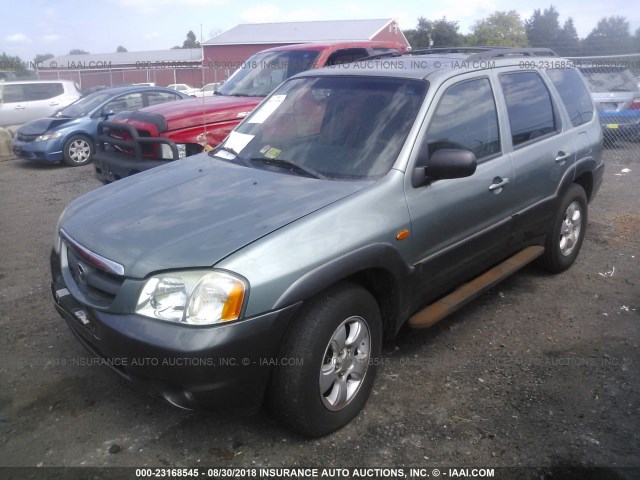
<box><xmin>63</xmin><ymin>135</ymin><xmax>94</xmax><ymax>166</ymax></box>
<box><xmin>270</xmin><ymin>283</ymin><xmax>382</xmax><ymax>437</ymax></box>
<box><xmin>538</xmin><ymin>184</ymin><xmax>588</xmax><ymax>273</ymax></box>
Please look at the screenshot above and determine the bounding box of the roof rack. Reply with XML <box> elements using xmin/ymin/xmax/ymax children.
<box><xmin>468</xmin><ymin>47</ymin><xmax>557</xmax><ymax>61</ymax></box>
<box><xmin>361</xmin><ymin>46</ymin><xmax>557</xmax><ymax>62</ymax></box>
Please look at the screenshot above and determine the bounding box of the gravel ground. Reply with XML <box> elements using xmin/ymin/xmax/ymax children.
<box><xmin>0</xmin><ymin>145</ymin><xmax>638</xmax><ymax>477</ymax></box>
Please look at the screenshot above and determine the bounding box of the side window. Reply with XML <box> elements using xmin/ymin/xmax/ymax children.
<box><xmin>547</xmin><ymin>68</ymin><xmax>594</xmax><ymax>127</ymax></box>
<box><xmin>500</xmin><ymin>72</ymin><xmax>556</xmax><ymax>146</ymax></box>
<box><xmin>424</xmin><ymin>78</ymin><xmax>500</xmax><ymax>162</ymax></box>
<box><xmin>104</xmin><ymin>93</ymin><xmax>143</xmax><ymax>114</ymax></box>
<box><xmin>24</xmin><ymin>83</ymin><xmax>64</xmax><ymax>101</ymax></box>
<box><xmin>146</xmin><ymin>91</ymin><xmax>180</xmax><ymax>107</ymax></box>
<box><xmin>1</xmin><ymin>84</ymin><xmax>25</xmax><ymax>103</ymax></box>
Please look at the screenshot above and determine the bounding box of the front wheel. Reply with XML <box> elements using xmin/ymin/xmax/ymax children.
<box><xmin>538</xmin><ymin>184</ymin><xmax>588</xmax><ymax>273</ymax></box>
<box><xmin>270</xmin><ymin>283</ymin><xmax>382</xmax><ymax>437</ymax></box>
<box><xmin>63</xmin><ymin>135</ymin><xmax>94</xmax><ymax>166</ymax></box>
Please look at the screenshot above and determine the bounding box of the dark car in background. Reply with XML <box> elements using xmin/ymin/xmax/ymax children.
<box><xmin>579</xmin><ymin>66</ymin><xmax>640</xmax><ymax>143</ymax></box>
<box><xmin>11</xmin><ymin>86</ymin><xmax>190</xmax><ymax>166</ymax></box>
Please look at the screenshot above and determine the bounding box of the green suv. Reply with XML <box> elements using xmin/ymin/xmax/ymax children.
<box><xmin>51</xmin><ymin>48</ymin><xmax>603</xmax><ymax>437</ymax></box>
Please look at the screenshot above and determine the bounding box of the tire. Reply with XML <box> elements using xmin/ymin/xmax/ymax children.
<box><xmin>63</xmin><ymin>135</ymin><xmax>94</xmax><ymax>166</ymax></box>
<box><xmin>538</xmin><ymin>184</ymin><xmax>588</xmax><ymax>273</ymax></box>
<box><xmin>270</xmin><ymin>283</ymin><xmax>382</xmax><ymax>437</ymax></box>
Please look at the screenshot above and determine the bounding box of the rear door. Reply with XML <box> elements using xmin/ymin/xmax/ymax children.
<box><xmin>495</xmin><ymin>70</ymin><xmax>576</xmax><ymax>241</ymax></box>
<box><xmin>24</xmin><ymin>83</ymin><xmax>66</xmax><ymax>119</ymax></box>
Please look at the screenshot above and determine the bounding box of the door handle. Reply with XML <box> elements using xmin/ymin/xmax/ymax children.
<box><xmin>489</xmin><ymin>177</ymin><xmax>509</xmax><ymax>192</ymax></box>
<box><xmin>49</xmin><ymin>101</ymin><xmax>60</xmax><ymax>106</ymax></box>
<box><xmin>14</xmin><ymin>105</ymin><xmax>26</xmax><ymax>110</ymax></box>
<box><xmin>555</xmin><ymin>151</ymin><xmax>571</xmax><ymax>163</ymax></box>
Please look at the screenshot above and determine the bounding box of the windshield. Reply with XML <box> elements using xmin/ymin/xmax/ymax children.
<box><xmin>218</xmin><ymin>50</ymin><xmax>321</xmax><ymax>97</ymax></box>
<box><xmin>212</xmin><ymin>76</ymin><xmax>427</xmax><ymax>180</ymax></box>
<box><xmin>580</xmin><ymin>68</ymin><xmax>639</xmax><ymax>93</ymax></box>
<box><xmin>58</xmin><ymin>92</ymin><xmax>112</xmax><ymax>117</ymax></box>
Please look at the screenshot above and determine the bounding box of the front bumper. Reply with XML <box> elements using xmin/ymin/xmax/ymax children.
<box><xmin>11</xmin><ymin>139</ymin><xmax>63</xmax><ymax>162</ymax></box>
<box><xmin>51</xmin><ymin>250</ymin><xmax>300</xmax><ymax>412</ymax></box>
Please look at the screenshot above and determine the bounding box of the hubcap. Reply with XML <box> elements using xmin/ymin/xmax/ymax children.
<box><xmin>319</xmin><ymin>316</ymin><xmax>371</xmax><ymax>411</ymax></box>
<box><xmin>68</xmin><ymin>139</ymin><xmax>91</xmax><ymax>163</ymax></box>
<box><xmin>559</xmin><ymin>201</ymin><xmax>582</xmax><ymax>256</ymax></box>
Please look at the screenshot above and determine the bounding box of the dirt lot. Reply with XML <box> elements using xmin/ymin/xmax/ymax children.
<box><xmin>0</xmin><ymin>145</ymin><xmax>638</xmax><ymax>476</ymax></box>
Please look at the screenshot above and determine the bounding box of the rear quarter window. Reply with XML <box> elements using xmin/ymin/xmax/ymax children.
<box><xmin>547</xmin><ymin>68</ymin><xmax>594</xmax><ymax>127</ymax></box>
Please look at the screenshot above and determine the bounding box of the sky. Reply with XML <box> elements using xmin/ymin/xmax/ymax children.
<box><xmin>1</xmin><ymin>0</ymin><xmax>639</xmax><ymax>61</ymax></box>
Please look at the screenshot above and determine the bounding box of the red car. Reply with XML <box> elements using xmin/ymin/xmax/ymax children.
<box><xmin>94</xmin><ymin>41</ymin><xmax>405</xmax><ymax>182</ymax></box>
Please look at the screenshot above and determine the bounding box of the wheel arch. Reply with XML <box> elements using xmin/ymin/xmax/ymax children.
<box><xmin>272</xmin><ymin>243</ymin><xmax>414</xmax><ymax>339</ymax></box>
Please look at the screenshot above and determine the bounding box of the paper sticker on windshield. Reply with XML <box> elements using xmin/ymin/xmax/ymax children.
<box><xmin>264</xmin><ymin>147</ymin><xmax>281</xmax><ymax>159</ymax></box>
<box><xmin>247</xmin><ymin>95</ymin><xmax>286</xmax><ymax>124</ymax></box>
<box><xmin>225</xmin><ymin>131</ymin><xmax>254</xmax><ymax>153</ymax></box>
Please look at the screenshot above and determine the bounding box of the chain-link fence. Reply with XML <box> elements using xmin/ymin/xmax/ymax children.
<box><xmin>568</xmin><ymin>53</ymin><xmax>640</xmax><ymax>158</ymax></box>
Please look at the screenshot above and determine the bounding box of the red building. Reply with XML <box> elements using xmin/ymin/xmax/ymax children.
<box><xmin>38</xmin><ymin>19</ymin><xmax>409</xmax><ymax>91</ymax></box>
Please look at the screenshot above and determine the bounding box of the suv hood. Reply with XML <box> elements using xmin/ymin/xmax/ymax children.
<box><xmin>134</xmin><ymin>96</ymin><xmax>262</xmax><ymax>132</ymax></box>
<box><xmin>61</xmin><ymin>154</ymin><xmax>370</xmax><ymax>278</ymax></box>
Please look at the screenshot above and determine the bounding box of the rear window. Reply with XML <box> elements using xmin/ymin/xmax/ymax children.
<box><xmin>579</xmin><ymin>68</ymin><xmax>638</xmax><ymax>93</ymax></box>
<box><xmin>547</xmin><ymin>68</ymin><xmax>594</xmax><ymax>127</ymax></box>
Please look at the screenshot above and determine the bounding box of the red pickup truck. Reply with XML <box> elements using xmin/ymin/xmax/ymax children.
<box><xmin>94</xmin><ymin>41</ymin><xmax>404</xmax><ymax>182</ymax></box>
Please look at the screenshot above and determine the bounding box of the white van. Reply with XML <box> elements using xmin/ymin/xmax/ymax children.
<box><xmin>0</xmin><ymin>80</ymin><xmax>81</xmax><ymax>127</ymax></box>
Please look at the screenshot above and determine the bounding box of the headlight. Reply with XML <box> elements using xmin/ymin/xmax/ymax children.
<box><xmin>136</xmin><ymin>270</ymin><xmax>246</xmax><ymax>325</ymax></box>
<box><xmin>177</xmin><ymin>143</ymin><xmax>187</xmax><ymax>158</ymax></box>
<box><xmin>160</xmin><ymin>143</ymin><xmax>187</xmax><ymax>160</ymax></box>
<box><xmin>35</xmin><ymin>132</ymin><xmax>63</xmax><ymax>142</ymax></box>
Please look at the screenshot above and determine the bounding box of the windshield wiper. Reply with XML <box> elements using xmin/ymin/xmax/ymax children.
<box><xmin>250</xmin><ymin>156</ymin><xmax>327</xmax><ymax>179</ymax></box>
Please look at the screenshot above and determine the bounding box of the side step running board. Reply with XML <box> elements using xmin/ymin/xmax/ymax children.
<box><xmin>408</xmin><ymin>246</ymin><xmax>545</xmax><ymax>329</ymax></box>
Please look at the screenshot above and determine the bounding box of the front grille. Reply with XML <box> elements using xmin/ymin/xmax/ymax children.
<box><xmin>17</xmin><ymin>133</ymin><xmax>37</xmax><ymax>142</ymax></box>
<box><xmin>65</xmin><ymin>244</ymin><xmax>124</xmax><ymax>306</ymax></box>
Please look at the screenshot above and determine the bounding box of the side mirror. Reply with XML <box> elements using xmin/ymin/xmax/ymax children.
<box><xmin>412</xmin><ymin>148</ymin><xmax>477</xmax><ymax>187</ymax></box>
<box><xmin>101</xmin><ymin>109</ymin><xmax>115</xmax><ymax>119</ymax></box>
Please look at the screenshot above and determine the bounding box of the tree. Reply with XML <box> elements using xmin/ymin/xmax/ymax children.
<box><xmin>583</xmin><ymin>16</ymin><xmax>633</xmax><ymax>55</ymax></box>
<box><xmin>182</xmin><ymin>30</ymin><xmax>200</xmax><ymax>49</ymax></box>
<box><xmin>69</xmin><ymin>49</ymin><xmax>89</xmax><ymax>55</ymax></box>
<box><xmin>525</xmin><ymin>6</ymin><xmax>561</xmax><ymax>48</ymax></box>
<box><xmin>634</xmin><ymin>27</ymin><xmax>640</xmax><ymax>51</ymax></box>
<box><xmin>0</xmin><ymin>52</ymin><xmax>35</xmax><ymax>77</ymax></box>
<box><xmin>468</xmin><ymin>11</ymin><xmax>528</xmax><ymax>47</ymax></box>
<box><xmin>33</xmin><ymin>53</ymin><xmax>54</xmax><ymax>64</ymax></box>
<box><xmin>555</xmin><ymin>18</ymin><xmax>581</xmax><ymax>56</ymax></box>
<box><xmin>403</xmin><ymin>17</ymin><xmax>463</xmax><ymax>49</ymax></box>
<box><xmin>116</xmin><ymin>45</ymin><xmax>128</xmax><ymax>52</ymax></box>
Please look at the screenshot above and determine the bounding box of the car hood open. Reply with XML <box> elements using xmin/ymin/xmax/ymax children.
<box><xmin>61</xmin><ymin>154</ymin><xmax>371</xmax><ymax>278</ymax></box>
